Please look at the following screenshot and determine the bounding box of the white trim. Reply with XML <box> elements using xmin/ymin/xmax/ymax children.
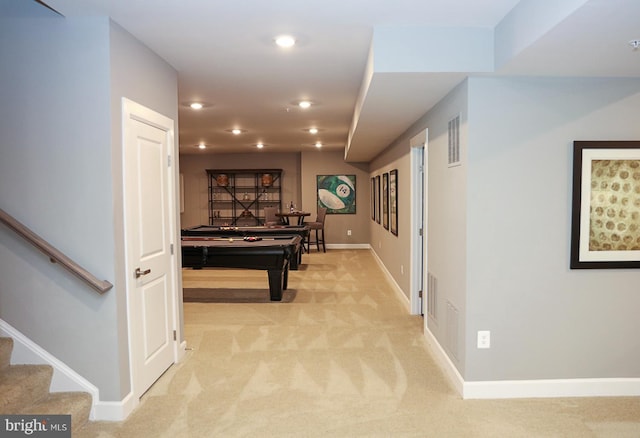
<box><xmin>93</xmin><ymin>391</ymin><xmax>138</xmax><ymax>422</ymax></box>
<box><xmin>422</xmin><ymin>324</ymin><xmax>464</xmax><ymax>397</ymax></box>
<box><xmin>0</xmin><ymin>319</ymin><xmax>100</xmax><ymax>419</ymax></box>
<box><xmin>122</xmin><ymin>98</ymin><xmax>180</xmax><ymax>403</ymax></box>
<box><xmin>422</xmin><ymin>324</ymin><xmax>640</xmax><ymax>400</ymax></box>
<box><xmin>463</xmin><ymin>378</ymin><xmax>640</xmax><ymax>399</ymax></box>
<box><xmin>410</xmin><ymin>138</ymin><xmax>427</xmax><ymax>316</ymax></box>
<box><xmin>324</xmin><ymin>243</ymin><xmax>371</xmax><ymax>250</ymax></box>
<box><xmin>370</xmin><ymin>248</ymin><xmax>410</xmax><ymax>313</ymax></box>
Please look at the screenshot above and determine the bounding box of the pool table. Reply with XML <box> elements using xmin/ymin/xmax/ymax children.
<box><xmin>181</xmin><ymin>225</ymin><xmax>309</xmax><ymax>269</ymax></box>
<box><xmin>181</xmin><ymin>235</ymin><xmax>302</xmax><ymax>301</ymax></box>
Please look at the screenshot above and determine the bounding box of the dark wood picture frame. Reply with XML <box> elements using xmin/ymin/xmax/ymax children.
<box><xmin>570</xmin><ymin>140</ymin><xmax>640</xmax><ymax>269</ymax></box>
<box><xmin>376</xmin><ymin>175</ymin><xmax>381</xmax><ymax>224</ymax></box>
<box><xmin>371</xmin><ymin>177</ymin><xmax>376</xmax><ymax>221</ymax></box>
<box><xmin>382</xmin><ymin>173</ymin><xmax>389</xmax><ymax>230</ymax></box>
<box><xmin>390</xmin><ymin>169</ymin><xmax>398</xmax><ymax>236</ymax></box>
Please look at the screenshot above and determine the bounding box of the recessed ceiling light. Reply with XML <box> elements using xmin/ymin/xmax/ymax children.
<box><xmin>315</xmin><ymin>142</ymin><xmax>322</xmax><ymax>148</ymax></box>
<box><xmin>225</xmin><ymin>128</ymin><xmax>246</xmax><ymax>135</ymax></box>
<box><xmin>298</xmin><ymin>101</ymin><xmax>312</xmax><ymax>109</ymax></box>
<box><xmin>275</xmin><ymin>35</ymin><xmax>296</xmax><ymax>48</ymax></box>
<box><xmin>190</xmin><ymin>102</ymin><xmax>204</xmax><ymax>110</ymax></box>
<box><xmin>308</xmin><ymin>128</ymin><xmax>318</xmax><ymax>134</ymax></box>
<box><xmin>196</xmin><ymin>143</ymin><xmax>207</xmax><ymax>149</ymax></box>
<box><xmin>629</xmin><ymin>39</ymin><xmax>640</xmax><ymax>50</ymax></box>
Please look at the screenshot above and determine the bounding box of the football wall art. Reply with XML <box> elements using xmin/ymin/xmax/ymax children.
<box><xmin>317</xmin><ymin>175</ymin><xmax>356</xmax><ymax>214</ymax></box>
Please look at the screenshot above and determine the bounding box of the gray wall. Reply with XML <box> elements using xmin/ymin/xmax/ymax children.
<box><xmin>370</xmin><ymin>81</ymin><xmax>469</xmax><ymax>368</ymax></box>
<box><xmin>465</xmin><ymin>77</ymin><xmax>640</xmax><ymax>381</ymax></box>
<box><xmin>369</xmin><ymin>128</ymin><xmax>422</xmax><ymax>302</ymax></box>
<box><xmin>109</xmin><ymin>20</ymin><xmax>180</xmax><ymax>396</ymax></box>
<box><xmin>372</xmin><ymin>75</ymin><xmax>640</xmax><ymax>382</ymax></box>
<box><xmin>0</xmin><ymin>7</ymin><xmax>178</xmax><ymax>401</ymax></box>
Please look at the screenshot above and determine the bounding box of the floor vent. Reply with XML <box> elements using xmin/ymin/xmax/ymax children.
<box><xmin>427</xmin><ymin>272</ymin><xmax>437</xmax><ymax>321</ymax></box>
<box><xmin>448</xmin><ymin>115</ymin><xmax>460</xmax><ymax>166</ymax></box>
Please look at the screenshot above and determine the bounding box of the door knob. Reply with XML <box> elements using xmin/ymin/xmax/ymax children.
<box><xmin>135</xmin><ymin>267</ymin><xmax>151</xmax><ymax>278</ymax></box>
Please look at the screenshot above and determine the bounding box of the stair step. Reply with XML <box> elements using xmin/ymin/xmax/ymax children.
<box><xmin>0</xmin><ymin>364</ymin><xmax>53</xmax><ymax>413</ymax></box>
<box><xmin>19</xmin><ymin>391</ymin><xmax>92</xmax><ymax>432</ymax></box>
<box><xmin>0</xmin><ymin>337</ymin><xmax>13</xmax><ymax>369</ymax></box>
<box><xmin>0</xmin><ymin>336</ymin><xmax>94</xmax><ymax>432</ymax></box>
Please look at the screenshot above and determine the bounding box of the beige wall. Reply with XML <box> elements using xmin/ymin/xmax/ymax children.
<box><xmin>369</xmin><ymin>151</ymin><xmax>413</xmax><ymax>301</ymax></box>
<box><xmin>179</xmin><ymin>150</ymin><xmax>371</xmax><ymax>246</ymax></box>
<box><xmin>301</xmin><ymin>150</ymin><xmax>370</xmax><ymax>246</ymax></box>
<box><xmin>179</xmin><ymin>153</ymin><xmax>301</xmax><ymax>228</ymax></box>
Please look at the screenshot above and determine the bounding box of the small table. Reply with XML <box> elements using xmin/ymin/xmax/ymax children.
<box><xmin>276</xmin><ymin>211</ymin><xmax>310</xmax><ymax>225</ymax></box>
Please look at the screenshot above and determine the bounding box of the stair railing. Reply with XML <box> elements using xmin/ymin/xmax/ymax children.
<box><xmin>0</xmin><ymin>208</ymin><xmax>113</xmax><ymax>294</ymax></box>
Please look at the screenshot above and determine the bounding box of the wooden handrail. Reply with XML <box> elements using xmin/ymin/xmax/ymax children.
<box><xmin>0</xmin><ymin>208</ymin><xmax>112</xmax><ymax>294</ymax></box>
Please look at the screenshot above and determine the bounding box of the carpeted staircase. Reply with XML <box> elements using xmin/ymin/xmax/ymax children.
<box><xmin>0</xmin><ymin>336</ymin><xmax>92</xmax><ymax>431</ymax></box>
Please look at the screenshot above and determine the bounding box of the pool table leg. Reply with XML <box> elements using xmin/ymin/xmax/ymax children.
<box><xmin>290</xmin><ymin>251</ymin><xmax>299</xmax><ymax>270</ymax></box>
<box><xmin>267</xmin><ymin>269</ymin><xmax>284</xmax><ymax>301</ymax></box>
<box><xmin>283</xmin><ymin>263</ymin><xmax>289</xmax><ymax>291</ymax></box>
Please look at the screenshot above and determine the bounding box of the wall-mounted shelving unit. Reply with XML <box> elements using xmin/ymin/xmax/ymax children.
<box><xmin>206</xmin><ymin>169</ymin><xmax>282</xmax><ymax>226</ymax></box>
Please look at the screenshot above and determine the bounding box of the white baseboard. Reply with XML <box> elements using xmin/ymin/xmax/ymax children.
<box><xmin>423</xmin><ymin>325</ymin><xmax>465</xmax><ymax>397</ymax></box>
<box><xmin>463</xmin><ymin>377</ymin><xmax>640</xmax><ymax>399</ymax></box>
<box><xmin>93</xmin><ymin>391</ymin><xmax>137</xmax><ymax>422</ymax></box>
<box><xmin>369</xmin><ymin>247</ymin><xmax>411</xmax><ymax>313</ymax></box>
<box><xmin>0</xmin><ymin>319</ymin><xmax>100</xmax><ymax>419</ymax></box>
<box><xmin>422</xmin><ymin>325</ymin><xmax>640</xmax><ymax>399</ymax></box>
<box><xmin>325</xmin><ymin>243</ymin><xmax>371</xmax><ymax>250</ymax></box>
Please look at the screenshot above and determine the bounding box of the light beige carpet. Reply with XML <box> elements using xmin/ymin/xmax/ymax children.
<box><xmin>183</xmin><ymin>288</ymin><xmax>297</xmax><ymax>303</ymax></box>
<box><xmin>78</xmin><ymin>250</ymin><xmax>640</xmax><ymax>437</ymax></box>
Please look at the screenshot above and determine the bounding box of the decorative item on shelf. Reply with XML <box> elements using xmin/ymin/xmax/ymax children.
<box><xmin>241</xmin><ymin>209</ymin><xmax>252</xmax><ymax>218</ymax></box>
<box><xmin>261</xmin><ymin>173</ymin><xmax>273</xmax><ymax>187</ymax></box>
<box><xmin>216</xmin><ymin>174</ymin><xmax>228</xmax><ymax>186</ymax></box>
<box><xmin>242</xmin><ymin>192</ymin><xmax>250</xmax><ymax>201</ymax></box>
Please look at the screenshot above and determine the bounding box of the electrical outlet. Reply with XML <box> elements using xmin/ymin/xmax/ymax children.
<box><xmin>477</xmin><ymin>331</ymin><xmax>491</xmax><ymax>349</ymax></box>
<box><xmin>347</xmin><ymin>229</ymin><xmax>352</xmax><ymax>236</ymax></box>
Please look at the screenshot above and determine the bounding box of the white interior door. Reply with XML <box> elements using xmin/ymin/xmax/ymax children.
<box><xmin>410</xmin><ymin>130</ymin><xmax>428</xmax><ymax>315</ymax></box>
<box><xmin>421</xmin><ymin>145</ymin><xmax>429</xmax><ymax>319</ymax></box>
<box><xmin>123</xmin><ymin>98</ymin><xmax>176</xmax><ymax>399</ymax></box>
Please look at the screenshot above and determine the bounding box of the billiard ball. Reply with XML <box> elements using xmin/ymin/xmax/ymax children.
<box><xmin>318</xmin><ymin>175</ymin><xmax>355</xmax><ymax>210</ymax></box>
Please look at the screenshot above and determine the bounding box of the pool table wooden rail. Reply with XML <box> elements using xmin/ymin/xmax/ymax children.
<box><xmin>181</xmin><ymin>225</ymin><xmax>308</xmax><ymax>268</ymax></box>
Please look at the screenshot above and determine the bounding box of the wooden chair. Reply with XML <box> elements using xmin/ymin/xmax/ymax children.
<box><xmin>263</xmin><ymin>207</ymin><xmax>281</xmax><ymax>226</ymax></box>
<box><xmin>306</xmin><ymin>207</ymin><xmax>327</xmax><ymax>252</ymax></box>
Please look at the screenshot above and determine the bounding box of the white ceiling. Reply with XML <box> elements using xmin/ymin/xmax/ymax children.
<box><xmin>36</xmin><ymin>0</ymin><xmax>640</xmax><ymax>162</ymax></box>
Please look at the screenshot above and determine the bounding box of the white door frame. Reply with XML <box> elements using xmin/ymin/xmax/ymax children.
<box><xmin>410</xmin><ymin>130</ymin><xmax>428</xmax><ymax>315</ymax></box>
<box><xmin>121</xmin><ymin>98</ymin><xmax>182</xmax><ymax>407</ymax></box>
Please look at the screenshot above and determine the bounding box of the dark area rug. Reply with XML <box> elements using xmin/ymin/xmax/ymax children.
<box><xmin>183</xmin><ymin>288</ymin><xmax>297</xmax><ymax>303</ymax></box>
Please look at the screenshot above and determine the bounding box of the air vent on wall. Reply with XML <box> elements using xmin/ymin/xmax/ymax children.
<box><xmin>448</xmin><ymin>115</ymin><xmax>460</xmax><ymax>166</ymax></box>
<box><xmin>427</xmin><ymin>272</ymin><xmax>437</xmax><ymax>321</ymax></box>
<box><xmin>446</xmin><ymin>300</ymin><xmax>460</xmax><ymax>361</ymax></box>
